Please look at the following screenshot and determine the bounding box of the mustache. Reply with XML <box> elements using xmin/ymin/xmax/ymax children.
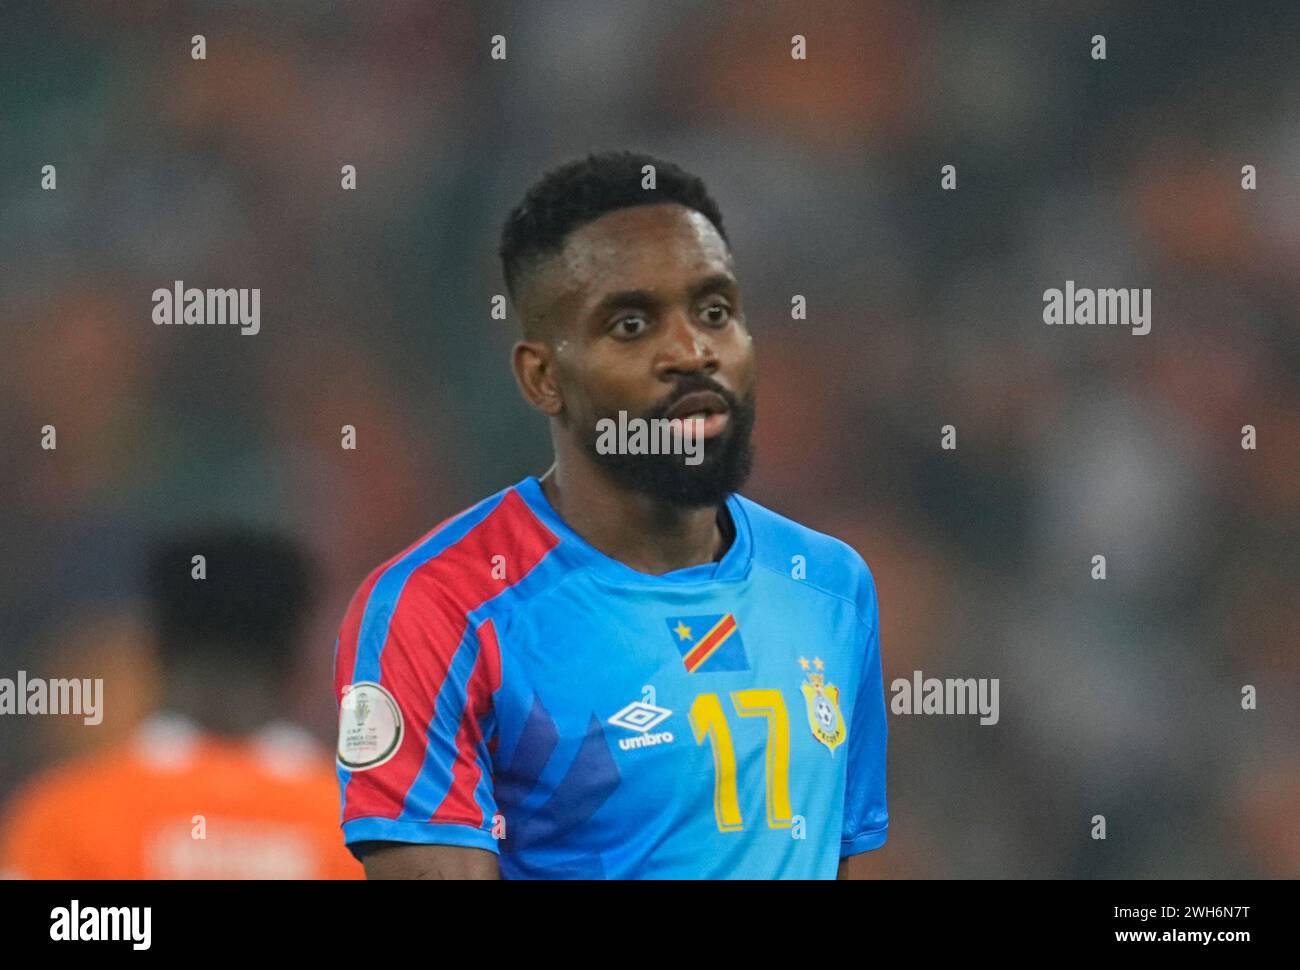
<box><xmin>645</xmin><ymin>374</ymin><xmax>745</xmax><ymax>421</ymax></box>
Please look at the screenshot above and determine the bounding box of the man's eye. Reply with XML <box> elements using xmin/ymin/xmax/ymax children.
<box><xmin>701</xmin><ymin>303</ymin><xmax>731</xmax><ymax>326</ymax></box>
<box><xmin>612</xmin><ymin>315</ymin><xmax>648</xmax><ymax>338</ymax></box>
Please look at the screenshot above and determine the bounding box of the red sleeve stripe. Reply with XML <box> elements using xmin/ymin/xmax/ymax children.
<box><xmin>341</xmin><ymin>489</ymin><xmax>557</xmax><ymax>824</ymax></box>
<box><xmin>332</xmin><ymin>502</ymin><xmax>479</xmax><ymax>703</ymax></box>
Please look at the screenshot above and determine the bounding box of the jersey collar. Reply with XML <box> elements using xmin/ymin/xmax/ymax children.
<box><xmin>514</xmin><ymin>475</ymin><xmax>752</xmax><ymax>586</ymax></box>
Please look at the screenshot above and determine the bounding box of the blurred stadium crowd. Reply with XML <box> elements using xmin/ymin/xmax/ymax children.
<box><xmin>0</xmin><ymin>1</ymin><xmax>1296</xmax><ymax>877</ymax></box>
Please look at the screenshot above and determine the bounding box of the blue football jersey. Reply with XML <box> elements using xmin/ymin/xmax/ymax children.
<box><xmin>334</xmin><ymin>475</ymin><xmax>887</xmax><ymax>878</ymax></box>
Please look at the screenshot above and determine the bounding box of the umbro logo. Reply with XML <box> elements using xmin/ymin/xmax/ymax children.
<box><xmin>608</xmin><ymin>692</ymin><xmax>674</xmax><ymax>751</ymax></box>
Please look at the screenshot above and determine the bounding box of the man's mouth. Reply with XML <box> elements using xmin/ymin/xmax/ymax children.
<box><xmin>662</xmin><ymin>390</ymin><xmax>731</xmax><ymax>439</ymax></box>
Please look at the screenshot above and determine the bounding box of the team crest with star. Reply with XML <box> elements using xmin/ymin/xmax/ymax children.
<box><xmin>799</xmin><ymin>656</ymin><xmax>846</xmax><ymax>754</ymax></box>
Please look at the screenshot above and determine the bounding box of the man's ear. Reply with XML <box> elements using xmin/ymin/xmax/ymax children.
<box><xmin>512</xmin><ymin>339</ymin><xmax>564</xmax><ymax>417</ymax></box>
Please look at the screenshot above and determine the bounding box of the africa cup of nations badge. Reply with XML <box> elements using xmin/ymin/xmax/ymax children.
<box><xmin>799</xmin><ymin>657</ymin><xmax>846</xmax><ymax>754</ymax></box>
<box><xmin>338</xmin><ymin>681</ymin><xmax>403</xmax><ymax>771</ymax></box>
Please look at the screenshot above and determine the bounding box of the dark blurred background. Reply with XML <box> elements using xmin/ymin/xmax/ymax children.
<box><xmin>1</xmin><ymin>0</ymin><xmax>1296</xmax><ymax>877</ymax></box>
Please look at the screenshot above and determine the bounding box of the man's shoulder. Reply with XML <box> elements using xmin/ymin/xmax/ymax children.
<box><xmin>732</xmin><ymin>492</ymin><xmax>876</xmax><ymax>614</ymax></box>
<box><xmin>345</xmin><ymin>479</ymin><xmax>561</xmax><ymax>624</ymax></box>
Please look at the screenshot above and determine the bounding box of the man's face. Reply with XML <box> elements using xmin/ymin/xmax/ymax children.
<box><xmin>523</xmin><ymin>202</ymin><xmax>757</xmax><ymax>506</ymax></box>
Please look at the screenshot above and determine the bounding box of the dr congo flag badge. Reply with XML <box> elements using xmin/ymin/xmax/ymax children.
<box><xmin>667</xmin><ymin>614</ymin><xmax>750</xmax><ymax>673</ymax></box>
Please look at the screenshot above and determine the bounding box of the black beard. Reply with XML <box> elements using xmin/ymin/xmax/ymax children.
<box><xmin>579</xmin><ymin>376</ymin><xmax>756</xmax><ymax>509</ymax></box>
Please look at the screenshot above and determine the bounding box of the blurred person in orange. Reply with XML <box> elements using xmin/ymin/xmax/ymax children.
<box><xmin>0</xmin><ymin>528</ymin><xmax>361</xmax><ymax>879</ymax></box>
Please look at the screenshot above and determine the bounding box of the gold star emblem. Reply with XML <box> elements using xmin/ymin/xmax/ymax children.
<box><xmin>813</xmin><ymin>657</ymin><xmax>825</xmax><ymax>671</ymax></box>
<box><xmin>799</xmin><ymin>656</ymin><xmax>810</xmax><ymax>671</ymax></box>
<box><xmin>673</xmin><ymin>621</ymin><xmax>693</xmax><ymax>641</ymax></box>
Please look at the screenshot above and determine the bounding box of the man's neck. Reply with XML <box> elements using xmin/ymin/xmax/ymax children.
<box><xmin>539</xmin><ymin>462</ymin><xmax>731</xmax><ymax>576</ymax></box>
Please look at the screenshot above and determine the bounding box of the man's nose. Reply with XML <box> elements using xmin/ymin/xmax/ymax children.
<box><xmin>654</xmin><ymin>310</ymin><xmax>718</xmax><ymax>378</ymax></box>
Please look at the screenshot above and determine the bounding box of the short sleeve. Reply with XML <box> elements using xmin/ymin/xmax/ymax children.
<box><xmin>335</xmin><ymin>571</ymin><xmax>503</xmax><ymax>858</ymax></box>
<box><xmin>841</xmin><ymin>564</ymin><xmax>888</xmax><ymax>857</ymax></box>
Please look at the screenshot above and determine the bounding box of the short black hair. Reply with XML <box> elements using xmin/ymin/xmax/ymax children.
<box><xmin>145</xmin><ymin>527</ymin><xmax>314</xmax><ymax>673</ymax></box>
<box><xmin>499</xmin><ymin>150</ymin><xmax>728</xmax><ymax>312</ymax></box>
